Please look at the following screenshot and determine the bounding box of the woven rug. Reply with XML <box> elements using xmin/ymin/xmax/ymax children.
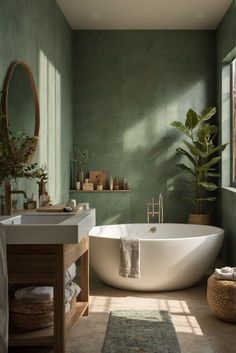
<box><xmin>102</xmin><ymin>310</ymin><xmax>181</xmax><ymax>353</ymax></box>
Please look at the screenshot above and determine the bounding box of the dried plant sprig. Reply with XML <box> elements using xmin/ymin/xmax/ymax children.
<box><xmin>73</xmin><ymin>147</ymin><xmax>89</xmax><ymax>171</ymax></box>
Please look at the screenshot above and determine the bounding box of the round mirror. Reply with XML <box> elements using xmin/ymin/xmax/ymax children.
<box><xmin>1</xmin><ymin>61</ymin><xmax>40</xmax><ymax>163</ymax></box>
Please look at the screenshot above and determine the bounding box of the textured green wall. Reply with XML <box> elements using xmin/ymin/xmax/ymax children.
<box><xmin>0</xmin><ymin>0</ymin><xmax>73</xmax><ymax>206</ymax></box>
<box><xmin>73</xmin><ymin>30</ymin><xmax>216</xmax><ymax>225</ymax></box>
<box><xmin>217</xmin><ymin>0</ymin><xmax>236</xmax><ymax>264</ymax></box>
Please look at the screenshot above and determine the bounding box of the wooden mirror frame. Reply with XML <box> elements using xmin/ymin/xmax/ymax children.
<box><xmin>1</xmin><ymin>61</ymin><xmax>40</xmax><ymax>162</ymax></box>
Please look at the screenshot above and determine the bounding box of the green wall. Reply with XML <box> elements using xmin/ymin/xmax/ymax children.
<box><xmin>0</xmin><ymin>0</ymin><xmax>73</xmax><ymax>206</ymax></box>
<box><xmin>217</xmin><ymin>0</ymin><xmax>236</xmax><ymax>264</ymax></box>
<box><xmin>73</xmin><ymin>30</ymin><xmax>216</xmax><ymax>225</ymax></box>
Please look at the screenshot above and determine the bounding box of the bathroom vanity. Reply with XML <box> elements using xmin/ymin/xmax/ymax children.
<box><xmin>1</xmin><ymin>209</ymin><xmax>95</xmax><ymax>353</ymax></box>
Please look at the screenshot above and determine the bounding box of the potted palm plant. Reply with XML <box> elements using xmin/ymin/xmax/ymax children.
<box><xmin>170</xmin><ymin>107</ymin><xmax>227</xmax><ymax>224</ymax></box>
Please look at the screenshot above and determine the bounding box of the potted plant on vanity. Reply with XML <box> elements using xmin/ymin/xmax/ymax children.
<box><xmin>170</xmin><ymin>107</ymin><xmax>227</xmax><ymax>225</ymax></box>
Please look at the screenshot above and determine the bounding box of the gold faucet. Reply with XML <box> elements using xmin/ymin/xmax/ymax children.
<box><xmin>4</xmin><ymin>182</ymin><xmax>27</xmax><ymax>215</ymax></box>
<box><xmin>146</xmin><ymin>193</ymin><xmax>163</xmax><ymax>223</ymax></box>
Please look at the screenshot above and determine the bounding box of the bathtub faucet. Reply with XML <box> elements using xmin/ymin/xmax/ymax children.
<box><xmin>146</xmin><ymin>193</ymin><xmax>163</xmax><ymax>223</ymax></box>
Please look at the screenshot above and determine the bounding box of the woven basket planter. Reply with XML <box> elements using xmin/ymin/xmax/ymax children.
<box><xmin>9</xmin><ymin>299</ymin><xmax>54</xmax><ymax>331</ymax></box>
<box><xmin>207</xmin><ymin>274</ymin><xmax>236</xmax><ymax>323</ymax></box>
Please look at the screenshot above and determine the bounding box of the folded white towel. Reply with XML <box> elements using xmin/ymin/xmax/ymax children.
<box><xmin>15</xmin><ymin>262</ymin><xmax>77</xmax><ymax>300</ymax></box>
<box><xmin>65</xmin><ymin>282</ymin><xmax>81</xmax><ymax>313</ymax></box>
<box><xmin>215</xmin><ymin>266</ymin><xmax>236</xmax><ymax>281</ymax></box>
<box><xmin>119</xmin><ymin>237</ymin><xmax>140</xmax><ymax>279</ymax></box>
<box><xmin>65</xmin><ymin>301</ymin><xmax>71</xmax><ymax>313</ymax></box>
<box><xmin>65</xmin><ymin>282</ymin><xmax>81</xmax><ymax>303</ymax></box>
<box><xmin>15</xmin><ymin>286</ymin><xmax>53</xmax><ymax>301</ymax></box>
<box><xmin>15</xmin><ymin>283</ymin><xmax>81</xmax><ymax>301</ymax></box>
<box><xmin>65</xmin><ymin>263</ymin><xmax>77</xmax><ymax>286</ymax></box>
<box><xmin>14</xmin><ymin>282</ymin><xmax>81</xmax><ymax>313</ymax></box>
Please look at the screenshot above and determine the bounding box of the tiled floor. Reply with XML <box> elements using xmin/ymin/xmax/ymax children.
<box><xmin>67</xmin><ymin>278</ymin><xmax>236</xmax><ymax>353</ymax></box>
<box><xmin>9</xmin><ymin>278</ymin><xmax>236</xmax><ymax>353</ymax></box>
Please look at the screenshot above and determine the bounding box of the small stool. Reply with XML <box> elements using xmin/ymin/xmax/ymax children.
<box><xmin>207</xmin><ymin>274</ymin><xmax>236</xmax><ymax>323</ymax></box>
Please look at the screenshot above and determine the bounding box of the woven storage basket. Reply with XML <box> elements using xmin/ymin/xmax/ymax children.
<box><xmin>207</xmin><ymin>274</ymin><xmax>236</xmax><ymax>323</ymax></box>
<box><xmin>10</xmin><ymin>298</ymin><xmax>53</xmax><ymax>315</ymax></box>
<box><xmin>9</xmin><ymin>299</ymin><xmax>54</xmax><ymax>331</ymax></box>
<box><xmin>10</xmin><ymin>311</ymin><xmax>53</xmax><ymax>331</ymax></box>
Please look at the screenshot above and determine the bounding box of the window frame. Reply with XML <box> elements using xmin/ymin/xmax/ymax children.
<box><xmin>231</xmin><ymin>58</ymin><xmax>236</xmax><ymax>187</ymax></box>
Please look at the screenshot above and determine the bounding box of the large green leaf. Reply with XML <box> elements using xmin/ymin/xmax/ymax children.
<box><xmin>183</xmin><ymin>140</ymin><xmax>205</xmax><ymax>157</ymax></box>
<box><xmin>200</xmin><ymin>107</ymin><xmax>216</xmax><ymax>122</ymax></box>
<box><xmin>198</xmin><ymin>156</ymin><xmax>221</xmax><ymax>171</ymax></box>
<box><xmin>197</xmin><ymin>125</ymin><xmax>210</xmax><ymax>143</ymax></box>
<box><xmin>206</xmin><ymin>172</ymin><xmax>220</xmax><ymax>177</ymax></box>
<box><xmin>176</xmin><ymin>148</ymin><xmax>196</xmax><ymax>165</ymax></box>
<box><xmin>209</xmin><ymin>125</ymin><xmax>218</xmax><ymax>134</ymax></box>
<box><xmin>176</xmin><ymin>163</ymin><xmax>195</xmax><ymax>175</ymax></box>
<box><xmin>196</xmin><ymin>197</ymin><xmax>217</xmax><ymax>202</ymax></box>
<box><xmin>170</xmin><ymin>121</ymin><xmax>191</xmax><ymax>137</ymax></box>
<box><xmin>184</xmin><ymin>180</ymin><xmax>196</xmax><ymax>185</ymax></box>
<box><xmin>185</xmin><ymin>109</ymin><xmax>199</xmax><ymax>129</ymax></box>
<box><xmin>206</xmin><ymin>143</ymin><xmax>228</xmax><ymax>158</ymax></box>
<box><xmin>198</xmin><ymin>181</ymin><xmax>218</xmax><ymax>190</ymax></box>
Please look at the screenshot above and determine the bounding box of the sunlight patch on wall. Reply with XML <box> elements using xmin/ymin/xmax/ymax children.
<box><xmin>187</xmin><ymin>79</ymin><xmax>208</xmax><ymax>111</ymax></box>
<box><xmin>55</xmin><ymin>70</ymin><xmax>61</xmax><ymax>201</ymax></box>
<box><xmin>166</xmin><ymin>79</ymin><xmax>208</xmax><ymax>126</ymax></box>
<box><xmin>39</xmin><ymin>50</ymin><xmax>48</xmax><ymax>167</ymax></box>
<box><xmin>166</xmin><ymin>78</ymin><xmax>208</xmax><ymax>191</ymax></box>
<box><xmin>221</xmin><ymin>63</ymin><xmax>231</xmax><ymax>187</ymax></box>
<box><xmin>123</xmin><ymin>118</ymin><xmax>148</xmax><ymax>152</ymax></box>
<box><xmin>123</xmin><ymin>110</ymin><xmax>165</xmax><ymax>153</ymax></box>
<box><xmin>103</xmin><ymin>214</ymin><xmax>123</xmax><ymax>225</ymax></box>
<box><xmin>39</xmin><ymin>50</ymin><xmax>61</xmax><ymax>203</ymax></box>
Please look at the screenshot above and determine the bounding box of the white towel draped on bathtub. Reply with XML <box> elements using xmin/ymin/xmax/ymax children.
<box><xmin>215</xmin><ymin>266</ymin><xmax>236</xmax><ymax>281</ymax></box>
<box><xmin>119</xmin><ymin>237</ymin><xmax>140</xmax><ymax>278</ymax></box>
<box><xmin>0</xmin><ymin>223</ymin><xmax>8</xmax><ymax>353</ymax></box>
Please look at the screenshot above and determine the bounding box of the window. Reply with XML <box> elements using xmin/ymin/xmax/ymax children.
<box><xmin>231</xmin><ymin>58</ymin><xmax>236</xmax><ymax>185</ymax></box>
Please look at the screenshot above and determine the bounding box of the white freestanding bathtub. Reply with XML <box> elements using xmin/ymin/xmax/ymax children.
<box><xmin>89</xmin><ymin>223</ymin><xmax>224</xmax><ymax>291</ymax></box>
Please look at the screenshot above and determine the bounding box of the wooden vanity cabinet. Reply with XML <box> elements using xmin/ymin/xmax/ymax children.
<box><xmin>7</xmin><ymin>235</ymin><xmax>89</xmax><ymax>353</ymax></box>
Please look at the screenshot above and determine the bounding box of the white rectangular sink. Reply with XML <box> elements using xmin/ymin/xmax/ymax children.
<box><xmin>0</xmin><ymin>209</ymin><xmax>96</xmax><ymax>244</ymax></box>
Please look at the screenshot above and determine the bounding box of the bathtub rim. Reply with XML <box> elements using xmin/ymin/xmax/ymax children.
<box><xmin>89</xmin><ymin>223</ymin><xmax>224</xmax><ymax>241</ymax></box>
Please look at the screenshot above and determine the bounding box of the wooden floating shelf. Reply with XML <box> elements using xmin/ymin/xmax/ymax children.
<box><xmin>70</xmin><ymin>190</ymin><xmax>132</xmax><ymax>193</ymax></box>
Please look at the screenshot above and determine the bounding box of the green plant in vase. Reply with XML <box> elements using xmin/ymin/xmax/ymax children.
<box><xmin>170</xmin><ymin>107</ymin><xmax>227</xmax><ymax>224</ymax></box>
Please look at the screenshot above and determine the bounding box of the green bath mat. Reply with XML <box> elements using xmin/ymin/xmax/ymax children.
<box><xmin>102</xmin><ymin>310</ymin><xmax>181</xmax><ymax>353</ymax></box>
